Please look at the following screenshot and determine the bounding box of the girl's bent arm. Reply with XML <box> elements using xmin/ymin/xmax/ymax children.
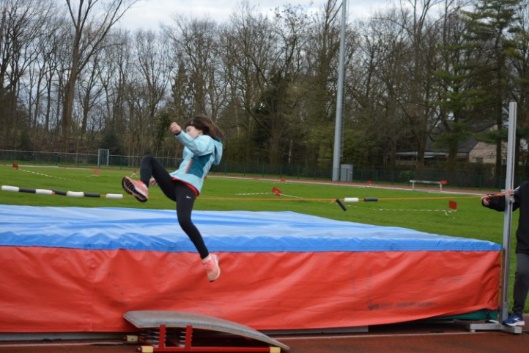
<box><xmin>175</xmin><ymin>133</ymin><xmax>215</xmax><ymax>155</ymax></box>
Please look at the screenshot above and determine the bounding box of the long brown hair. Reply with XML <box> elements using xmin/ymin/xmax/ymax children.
<box><xmin>185</xmin><ymin>114</ymin><xmax>225</xmax><ymax>140</ymax></box>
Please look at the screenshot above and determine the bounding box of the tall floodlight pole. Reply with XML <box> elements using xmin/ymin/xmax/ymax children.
<box><xmin>332</xmin><ymin>0</ymin><xmax>347</xmax><ymax>181</ymax></box>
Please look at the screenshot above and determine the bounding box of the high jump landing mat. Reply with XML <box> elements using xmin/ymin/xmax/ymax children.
<box><xmin>123</xmin><ymin>310</ymin><xmax>289</xmax><ymax>352</ymax></box>
<box><xmin>0</xmin><ymin>205</ymin><xmax>501</xmax><ymax>333</ymax></box>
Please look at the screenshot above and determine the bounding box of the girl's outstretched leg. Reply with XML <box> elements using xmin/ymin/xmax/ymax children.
<box><xmin>175</xmin><ymin>182</ymin><xmax>220</xmax><ymax>282</ymax></box>
<box><xmin>122</xmin><ymin>155</ymin><xmax>174</xmax><ymax>203</ymax></box>
<box><xmin>139</xmin><ymin>155</ymin><xmax>176</xmax><ymax>201</ymax></box>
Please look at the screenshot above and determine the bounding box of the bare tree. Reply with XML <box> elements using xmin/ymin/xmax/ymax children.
<box><xmin>164</xmin><ymin>16</ymin><xmax>227</xmax><ymax>118</ymax></box>
<box><xmin>0</xmin><ymin>0</ymin><xmax>56</xmax><ymax>148</ymax></box>
<box><xmin>302</xmin><ymin>0</ymin><xmax>343</xmax><ymax>166</ymax></box>
<box><xmin>221</xmin><ymin>6</ymin><xmax>278</xmax><ymax>162</ymax></box>
<box><xmin>96</xmin><ymin>29</ymin><xmax>130</xmax><ymax>155</ymax></box>
<box><xmin>394</xmin><ymin>0</ymin><xmax>444</xmax><ymax>174</ymax></box>
<box><xmin>26</xmin><ymin>14</ymin><xmax>65</xmax><ymax>138</ymax></box>
<box><xmin>77</xmin><ymin>48</ymin><xmax>104</xmax><ymax>137</ymax></box>
<box><xmin>60</xmin><ymin>0</ymin><xmax>139</xmax><ymax>151</ymax></box>
<box><xmin>351</xmin><ymin>11</ymin><xmax>410</xmax><ymax>169</ymax></box>
<box><xmin>261</xmin><ymin>4</ymin><xmax>312</xmax><ymax>166</ymax></box>
<box><xmin>128</xmin><ymin>29</ymin><xmax>173</xmax><ymax>155</ymax></box>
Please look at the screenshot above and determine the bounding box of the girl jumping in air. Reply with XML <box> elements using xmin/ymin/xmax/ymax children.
<box><xmin>122</xmin><ymin>114</ymin><xmax>224</xmax><ymax>282</ymax></box>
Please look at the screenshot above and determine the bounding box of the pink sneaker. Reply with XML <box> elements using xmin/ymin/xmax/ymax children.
<box><xmin>202</xmin><ymin>254</ymin><xmax>220</xmax><ymax>282</ymax></box>
<box><xmin>121</xmin><ymin>176</ymin><xmax>148</xmax><ymax>202</ymax></box>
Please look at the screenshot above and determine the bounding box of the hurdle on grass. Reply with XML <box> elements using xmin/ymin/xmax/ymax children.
<box><xmin>1</xmin><ymin>185</ymin><xmax>123</xmax><ymax>199</ymax></box>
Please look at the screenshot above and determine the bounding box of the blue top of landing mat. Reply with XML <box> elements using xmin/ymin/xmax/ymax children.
<box><xmin>0</xmin><ymin>205</ymin><xmax>501</xmax><ymax>252</ymax></box>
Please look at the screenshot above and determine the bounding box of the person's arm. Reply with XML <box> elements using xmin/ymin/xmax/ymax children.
<box><xmin>481</xmin><ymin>187</ymin><xmax>522</xmax><ymax>212</ymax></box>
<box><xmin>481</xmin><ymin>193</ymin><xmax>506</xmax><ymax>211</ymax></box>
<box><xmin>175</xmin><ymin>133</ymin><xmax>215</xmax><ymax>155</ymax></box>
<box><xmin>169</xmin><ymin>122</ymin><xmax>215</xmax><ymax>155</ymax></box>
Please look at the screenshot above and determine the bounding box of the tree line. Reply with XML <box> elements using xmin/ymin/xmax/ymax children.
<box><xmin>1</xmin><ymin>0</ymin><xmax>528</xmax><ymax>179</ymax></box>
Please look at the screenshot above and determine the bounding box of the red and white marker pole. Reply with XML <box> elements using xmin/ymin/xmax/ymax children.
<box><xmin>1</xmin><ymin>185</ymin><xmax>123</xmax><ymax>199</ymax></box>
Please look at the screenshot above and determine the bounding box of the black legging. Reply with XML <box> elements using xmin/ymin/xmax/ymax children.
<box><xmin>513</xmin><ymin>253</ymin><xmax>529</xmax><ymax>315</ymax></box>
<box><xmin>139</xmin><ymin>155</ymin><xmax>209</xmax><ymax>259</ymax></box>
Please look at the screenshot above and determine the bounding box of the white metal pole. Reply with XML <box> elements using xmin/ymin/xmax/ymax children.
<box><xmin>501</xmin><ymin>102</ymin><xmax>517</xmax><ymax>321</ymax></box>
<box><xmin>332</xmin><ymin>0</ymin><xmax>347</xmax><ymax>181</ymax></box>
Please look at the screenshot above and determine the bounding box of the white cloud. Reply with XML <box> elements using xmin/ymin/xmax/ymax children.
<box><xmin>118</xmin><ymin>0</ymin><xmax>395</xmax><ymax>31</ymax></box>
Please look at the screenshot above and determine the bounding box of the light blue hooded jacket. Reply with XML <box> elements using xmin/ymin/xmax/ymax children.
<box><xmin>170</xmin><ymin>132</ymin><xmax>223</xmax><ymax>194</ymax></box>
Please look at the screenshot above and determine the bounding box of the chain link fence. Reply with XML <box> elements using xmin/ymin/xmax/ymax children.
<box><xmin>0</xmin><ymin>149</ymin><xmax>521</xmax><ymax>190</ymax></box>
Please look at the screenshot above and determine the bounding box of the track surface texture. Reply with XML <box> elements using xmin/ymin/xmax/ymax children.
<box><xmin>1</xmin><ymin>316</ymin><xmax>528</xmax><ymax>353</ymax></box>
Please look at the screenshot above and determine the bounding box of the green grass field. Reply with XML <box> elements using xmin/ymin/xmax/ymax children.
<box><xmin>0</xmin><ymin>163</ymin><xmax>506</xmax><ymax>242</ymax></box>
<box><xmin>0</xmin><ymin>163</ymin><xmax>522</xmax><ymax>311</ymax></box>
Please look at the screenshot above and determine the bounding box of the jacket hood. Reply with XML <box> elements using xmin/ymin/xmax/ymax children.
<box><xmin>213</xmin><ymin>138</ymin><xmax>223</xmax><ymax>165</ymax></box>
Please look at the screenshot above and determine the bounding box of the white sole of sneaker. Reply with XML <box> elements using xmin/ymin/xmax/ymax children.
<box><xmin>504</xmin><ymin>321</ymin><xmax>525</xmax><ymax>327</ymax></box>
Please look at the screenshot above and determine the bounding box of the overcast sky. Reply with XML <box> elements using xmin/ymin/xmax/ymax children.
<box><xmin>117</xmin><ymin>0</ymin><xmax>395</xmax><ymax>31</ymax></box>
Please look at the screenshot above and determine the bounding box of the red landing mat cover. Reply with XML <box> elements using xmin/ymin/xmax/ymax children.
<box><xmin>0</xmin><ymin>206</ymin><xmax>500</xmax><ymax>332</ymax></box>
